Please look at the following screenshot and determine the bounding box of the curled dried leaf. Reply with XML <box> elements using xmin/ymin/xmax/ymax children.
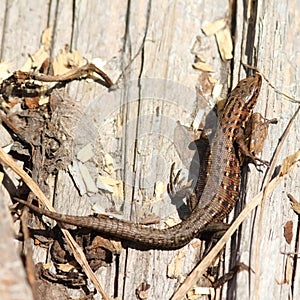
<box><xmin>283</xmin><ymin>220</ymin><xmax>293</xmax><ymax>244</ymax></box>
<box><xmin>280</xmin><ymin>151</ymin><xmax>300</xmax><ymax>176</ymax></box>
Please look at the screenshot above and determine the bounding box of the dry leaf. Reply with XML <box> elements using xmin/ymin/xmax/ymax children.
<box><xmin>20</xmin><ymin>47</ymin><xmax>49</xmax><ymax>72</ymax></box>
<box><xmin>97</xmin><ymin>175</ymin><xmax>120</xmax><ymax>188</ymax></box>
<box><xmin>53</xmin><ymin>47</ymin><xmax>85</xmax><ymax>75</ymax></box>
<box><xmin>24</xmin><ymin>97</ymin><xmax>40</xmax><ymax>109</ymax></box>
<box><xmin>201</xmin><ymin>19</ymin><xmax>232</xmax><ymax>61</ymax></box>
<box><xmin>20</xmin><ymin>27</ymin><xmax>52</xmax><ymax>72</ymax></box>
<box><xmin>280</xmin><ymin>150</ymin><xmax>300</xmax><ymax>175</ymax></box>
<box><xmin>110</xmin><ymin>240</ymin><xmax>123</xmax><ymax>253</ymax></box>
<box><xmin>283</xmin><ymin>220</ymin><xmax>293</xmax><ymax>244</ymax></box>
<box><xmin>0</xmin><ymin>147</ymin><xmax>110</xmax><ymax>299</ymax></box>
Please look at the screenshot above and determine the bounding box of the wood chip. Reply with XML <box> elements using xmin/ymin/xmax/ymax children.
<box><xmin>41</xmin><ymin>27</ymin><xmax>52</xmax><ymax>51</ymax></box>
<box><xmin>187</xmin><ymin>287</ymin><xmax>215</xmax><ymax>299</ymax></box>
<box><xmin>97</xmin><ymin>175</ymin><xmax>124</xmax><ymax>199</ymax></box>
<box><xmin>102</xmin><ymin>153</ymin><xmax>115</xmax><ymax>175</ymax></box>
<box><xmin>165</xmin><ymin>215</ymin><xmax>180</xmax><ymax>227</ymax></box>
<box><xmin>96</xmin><ymin>176</ymin><xmax>114</xmax><ymax>193</ymax></box>
<box><xmin>78</xmin><ymin>162</ymin><xmax>98</xmax><ymax>194</ymax></box>
<box><xmin>0</xmin><ymin>62</ymin><xmax>12</xmax><ymax>81</ymax></box>
<box><xmin>167</xmin><ymin>249</ymin><xmax>185</xmax><ymax>279</ymax></box>
<box><xmin>154</xmin><ymin>180</ymin><xmax>165</xmax><ymax>199</ymax></box>
<box><xmin>77</xmin><ymin>143</ymin><xmax>95</xmax><ymax>163</ymax></box>
<box><xmin>190</xmin><ymin>36</ymin><xmax>202</xmax><ymax>57</ymax></box>
<box><xmin>202</xmin><ymin>18</ymin><xmax>227</xmax><ymax>36</ymax></box>
<box><xmin>38</xmin><ymin>95</ymin><xmax>50</xmax><ymax>106</ymax></box>
<box><xmin>56</xmin><ymin>263</ymin><xmax>77</xmax><ymax>273</ymax></box>
<box><xmin>212</xmin><ymin>82</ymin><xmax>223</xmax><ymax>99</ymax></box>
<box><xmin>68</xmin><ymin>161</ymin><xmax>87</xmax><ymax>195</ymax></box>
<box><xmin>192</xmin><ymin>61</ymin><xmax>215</xmax><ymax>73</ymax></box>
<box><xmin>215</xmin><ymin>27</ymin><xmax>233</xmax><ymax>60</ymax></box>
<box><xmin>192</xmin><ymin>109</ymin><xmax>205</xmax><ymax>131</ymax></box>
<box><xmin>19</xmin><ymin>27</ymin><xmax>52</xmax><ymax>71</ymax></box>
<box><xmin>0</xmin><ymin>125</ymin><xmax>13</xmax><ymax>148</ymax></box>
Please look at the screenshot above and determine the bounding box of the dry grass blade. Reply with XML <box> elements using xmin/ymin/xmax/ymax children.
<box><xmin>0</xmin><ymin>147</ymin><xmax>111</xmax><ymax>300</ymax></box>
<box><xmin>171</xmin><ymin>150</ymin><xmax>299</xmax><ymax>300</ymax></box>
<box><xmin>253</xmin><ymin>104</ymin><xmax>300</xmax><ymax>297</ymax></box>
<box><xmin>172</xmin><ymin>105</ymin><xmax>300</xmax><ymax>300</ymax></box>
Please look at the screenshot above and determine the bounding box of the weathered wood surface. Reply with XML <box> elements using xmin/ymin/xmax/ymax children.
<box><xmin>0</xmin><ymin>1</ymin><xmax>299</xmax><ymax>300</ymax></box>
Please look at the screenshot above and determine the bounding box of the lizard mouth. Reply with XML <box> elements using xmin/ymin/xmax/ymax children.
<box><xmin>240</xmin><ymin>73</ymin><xmax>262</xmax><ymax>103</ymax></box>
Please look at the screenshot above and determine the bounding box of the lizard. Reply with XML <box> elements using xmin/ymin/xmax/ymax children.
<box><xmin>15</xmin><ymin>74</ymin><xmax>267</xmax><ymax>249</ymax></box>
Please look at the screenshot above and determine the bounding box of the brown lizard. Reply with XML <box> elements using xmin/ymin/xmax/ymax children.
<box><xmin>16</xmin><ymin>74</ymin><xmax>266</xmax><ymax>249</ymax></box>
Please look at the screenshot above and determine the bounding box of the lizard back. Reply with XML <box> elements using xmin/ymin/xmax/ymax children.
<box><xmin>17</xmin><ymin>74</ymin><xmax>263</xmax><ymax>249</ymax></box>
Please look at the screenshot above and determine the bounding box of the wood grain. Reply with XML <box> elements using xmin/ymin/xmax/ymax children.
<box><xmin>0</xmin><ymin>1</ymin><xmax>299</xmax><ymax>299</ymax></box>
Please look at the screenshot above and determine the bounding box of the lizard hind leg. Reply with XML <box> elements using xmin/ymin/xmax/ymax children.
<box><xmin>236</xmin><ymin>134</ymin><xmax>270</xmax><ymax>173</ymax></box>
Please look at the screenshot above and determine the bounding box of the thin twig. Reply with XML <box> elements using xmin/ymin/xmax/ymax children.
<box><xmin>243</xmin><ymin>63</ymin><xmax>300</xmax><ymax>104</ymax></box>
<box><xmin>20</xmin><ymin>201</ymin><xmax>37</xmax><ymax>298</ymax></box>
<box><xmin>0</xmin><ymin>147</ymin><xmax>112</xmax><ymax>300</ymax></box>
<box><xmin>15</xmin><ymin>62</ymin><xmax>114</xmax><ymax>88</ymax></box>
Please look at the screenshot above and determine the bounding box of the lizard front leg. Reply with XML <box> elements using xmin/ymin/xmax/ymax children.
<box><xmin>236</xmin><ymin>112</ymin><xmax>277</xmax><ymax>167</ymax></box>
